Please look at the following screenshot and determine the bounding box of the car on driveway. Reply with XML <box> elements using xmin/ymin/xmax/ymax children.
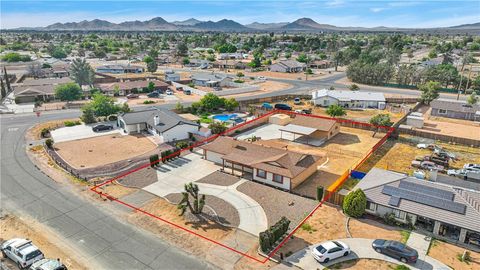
<box><xmin>30</xmin><ymin>258</ymin><xmax>67</xmax><ymax>270</ymax></box>
<box><xmin>261</xmin><ymin>103</ymin><xmax>273</xmax><ymax>109</ymax></box>
<box><xmin>1</xmin><ymin>238</ymin><xmax>44</xmax><ymax>269</ymax></box>
<box><xmin>274</xmin><ymin>103</ymin><xmax>292</xmax><ymax>111</ymax></box>
<box><xmin>372</xmin><ymin>239</ymin><xmax>418</xmax><ymax>263</ymax></box>
<box><xmin>166</xmin><ymin>89</ymin><xmax>174</xmax><ymax>95</ymax></box>
<box><xmin>147</xmin><ymin>91</ymin><xmax>160</xmax><ymax>98</ymax></box>
<box><xmin>126</xmin><ymin>94</ymin><xmax>139</xmax><ymax>99</ymax></box>
<box><xmin>311</xmin><ymin>240</ymin><xmax>350</xmax><ymax>263</ymax></box>
<box><xmin>92</xmin><ymin>124</ymin><xmax>113</xmax><ymax>132</ymax></box>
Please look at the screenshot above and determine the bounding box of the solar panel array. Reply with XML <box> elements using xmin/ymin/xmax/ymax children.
<box><xmin>382</xmin><ymin>183</ymin><xmax>466</xmax><ymax>214</ymax></box>
<box><xmin>389</xmin><ymin>196</ymin><xmax>400</xmax><ymax>207</ymax></box>
<box><xmin>399</xmin><ymin>181</ymin><xmax>454</xmax><ymax>200</ymax></box>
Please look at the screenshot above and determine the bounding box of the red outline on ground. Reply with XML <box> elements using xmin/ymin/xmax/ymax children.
<box><xmin>89</xmin><ymin>110</ymin><xmax>394</xmax><ymax>264</ymax></box>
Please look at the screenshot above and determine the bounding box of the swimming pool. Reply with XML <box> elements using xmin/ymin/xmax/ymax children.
<box><xmin>212</xmin><ymin>113</ymin><xmax>238</xmax><ymax>122</ymax></box>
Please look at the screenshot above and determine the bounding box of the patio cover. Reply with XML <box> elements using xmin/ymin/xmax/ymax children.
<box><xmin>279</xmin><ymin>124</ymin><xmax>317</xmax><ymax>136</ymax></box>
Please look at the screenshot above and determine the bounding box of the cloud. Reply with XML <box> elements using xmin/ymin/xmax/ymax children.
<box><xmin>370</xmin><ymin>7</ymin><xmax>386</xmax><ymax>13</ymax></box>
<box><xmin>325</xmin><ymin>0</ymin><xmax>345</xmax><ymax>7</ymax></box>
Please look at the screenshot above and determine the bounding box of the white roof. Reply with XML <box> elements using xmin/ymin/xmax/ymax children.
<box><xmin>279</xmin><ymin>124</ymin><xmax>317</xmax><ymax>136</ymax></box>
<box><xmin>312</xmin><ymin>89</ymin><xmax>386</xmax><ymax>102</ymax></box>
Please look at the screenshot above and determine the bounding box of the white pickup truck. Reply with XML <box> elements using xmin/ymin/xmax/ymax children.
<box><xmin>1</xmin><ymin>238</ymin><xmax>44</xmax><ymax>269</ymax></box>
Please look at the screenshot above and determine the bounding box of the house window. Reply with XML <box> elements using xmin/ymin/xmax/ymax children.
<box><xmin>256</xmin><ymin>169</ymin><xmax>266</xmax><ymax>179</ymax></box>
<box><xmin>273</xmin><ymin>174</ymin><xmax>283</xmax><ymax>184</ymax></box>
<box><xmin>323</xmin><ymin>100</ymin><xmax>328</xmax><ymax>105</ymax></box>
<box><xmin>366</xmin><ymin>201</ymin><xmax>376</xmax><ymax>211</ymax></box>
<box><xmin>392</xmin><ymin>209</ymin><xmax>406</xmax><ymax>219</ymax></box>
<box><xmin>438</xmin><ymin>109</ymin><xmax>447</xmax><ymax>114</ymax></box>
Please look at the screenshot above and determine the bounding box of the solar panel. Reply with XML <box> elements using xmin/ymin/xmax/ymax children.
<box><xmin>382</xmin><ymin>185</ymin><xmax>466</xmax><ymax>214</ymax></box>
<box><xmin>399</xmin><ymin>181</ymin><xmax>454</xmax><ymax>200</ymax></box>
<box><xmin>388</xmin><ymin>196</ymin><xmax>401</xmax><ymax>207</ymax></box>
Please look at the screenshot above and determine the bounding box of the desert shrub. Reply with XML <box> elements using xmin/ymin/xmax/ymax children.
<box><xmin>45</xmin><ymin>138</ymin><xmax>54</xmax><ymax>149</ymax></box>
<box><xmin>149</xmin><ymin>154</ymin><xmax>159</xmax><ymax>167</ymax></box>
<box><xmin>394</xmin><ymin>265</ymin><xmax>411</xmax><ymax>270</ymax></box>
<box><xmin>64</xmin><ymin>120</ymin><xmax>81</xmax><ymax>127</ymax></box>
<box><xmin>176</xmin><ymin>141</ymin><xmax>189</xmax><ymax>149</ymax></box>
<box><xmin>143</xmin><ymin>100</ymin><xmax>155</xmax><ymax>104</ymax></box>
<box><xmin>233</xmin><ymin>79</ymin><xmax>244</xmax><ymax>83</ymax></box>
<box><xmin>342</xmin><ymin>189</ymin><xmax>367</xmax><ymax>218</ymax></box>
<box><xmin>40</xmin><ymin>128</ymin><xmax>50</xmax><ymax>138</ymax></box>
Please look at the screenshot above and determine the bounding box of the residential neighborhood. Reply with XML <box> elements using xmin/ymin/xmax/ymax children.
<box><xmin>1</xmin><ymin>1</ymin><xmax>480</xmax><ymax>270</ymax></box>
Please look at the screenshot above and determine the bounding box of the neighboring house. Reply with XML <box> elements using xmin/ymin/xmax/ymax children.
<box><xmin>164</xmin><ymin>71</ymin><xmax>181</xmax><ymax>82</ymax></box>
<box><xmin>185</xmin><ymin>59</ymin><xmax>211</xmax><ymax>69</ymax></box>
<box><xmin>357</xmin><ymin>168</ymin><xmax>480</xmax><ymax>249</ymax></box>
<box><xmin>419</xmin><ymin>57</ymin><xmax>443</xmax><ymax>68</ymax></box>
<box><xmin>191</xmin><ymin>73</ymin><xmax>232</xmax><ymax>87</ymax></box>
<box><xmin>118</xmin><ymin>107</ymin><xmax>199</xmax><ymax>143</ymax></box>
<box><xmin>96</xmin><ymin>64</ymin><xmax>144</xmax><ymax>74</ymax></box>
<box><xmin>12</xmin><ymin>77</ymin><xmax>73</xmax><ymax>103</ymax></box>
<box><xmin>311</xmin><ymin>89</ymin><xmax>386</xmax><ymax>109</ymax></box>
<box><xmin>289</xmin><ymin>115</ymin><xmax>340</xmax><ymax>141</ymax></box>
<box><xmin>218</xmin><ymin>53</ymin><xmax>245</xmax><ymax>60</ymax></box>
<box><xmin>212</xmin><ymin>60</ymin><xmax>247</xmax><ymax>70</ymax></box>
<box><xmin>308</xmin><ymin>60</ymin><xmax>334</xmax><ymax>69</ymax></box>
<box><xmin>200</xmin><ymin>136</ymin><xmax>324</xmax><ymax>191</ymax></box>
<box><xmin>96</xmin><ymin>80</ymin><xmax>169</xmax><ymax>96</ymax></box>
<box><xmin>430</xmin><ymin>98</ymin><xmax>480</xmax><ymax>121</ymax></box>
<box><xmin>39</xmin><ymin>66</ymin><xmax>70</xmax><ymax>78</ymax></box>
<box><xmin>269</xmin><ymin>60</ymin><xmax>306</xmax><ymax>73</ymax></box>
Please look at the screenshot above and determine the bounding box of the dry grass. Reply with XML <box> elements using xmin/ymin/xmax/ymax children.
<box><xmin>348</xmin><ymin>218</ymin><xmax>403</xmax><ymax>242</ymax></box>
<box><xmin>328</xmin><ymin>259</ymin><xmax>397</xmax><ymax>269</ymax></box>
<box><xmin>26</xmin><ymin>118</ymin><xmax>80</xmax><ymax>141</ymax></box>
<box><xmin>428</xmin><ymin>240</ymin><xmax>480</xmax><ymax>270</ymax></box>
<box><xmin>54</xmin><ymin>134</ymin><xmax>157</xmax><ymax>169</ymax></box>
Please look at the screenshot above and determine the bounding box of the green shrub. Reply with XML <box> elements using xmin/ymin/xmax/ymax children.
<box><xmin>143</xmin><ymin>100</ymin><xmax>155</xmax><ymax>104</ymax></box>
<box><xmin>45</xmin><ymin>138</ymin><xmax>54</xmax><ymax>149</ymax></box>
<box><xmin>316</xmin><ymin>186</ymin><xmax>324</xmax><ymax>201</ymax></box>
<box><xmin>258</xmin><ymin>216</ymin><xmax>290</xmax><ymax>253</ymax></box>
<box><xmin>394</xmin><ymin>265</ymin><xmax>411</xmax><ymax>270</ymax></box>
<box><xmin>259</xmin><ymin>232</ymin><xmax>271</xmax><ymax>253</ymax></box>
<box><xmin>383</xmin><ymin>212</ymin><xmax>397</xmax><ymax>226</ymax></box>
<box><xmin>176</xmin><ymin>141</ymin><xmax>189</xmax><ymax>149</ymax></box>
<box><xmin>64</xmin><ymin>120</ymin><xmax>81</xmax><ymax>127</ymax></box>
<box><xmin>40</xmin><ymin>128</ymin><xmax>50</xmax><ymax>138</ymax></box>
<box><xmin>233</xmin><ymin>79</ymin><xmax>244</xmax><ymax>83</ymax></box>
<box><xmin>342</xmin><ymin>189</ymin><xmax>367</xmax><ymax>218</ymax></box>
<box><xmin>149</xmin><ymin>154</ymin><xmax>159</xmax><ymax>167</ymax></box>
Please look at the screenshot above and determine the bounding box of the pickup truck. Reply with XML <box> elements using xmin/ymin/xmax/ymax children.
<box><xmin>1</xmin><ymin>238</ymin><xmax>44</xmax><ymax>269</ymax></box>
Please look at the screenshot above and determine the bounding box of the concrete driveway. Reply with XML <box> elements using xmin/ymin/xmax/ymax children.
<box><xmin>235</xmin><ymin>124</ymin><xmax>295</xmax><ymax>141</ymax></box>
<box><xmin>283</xmin><ymin>238</ymin><xmax>450</xmax><ymax>270</ymax></box>
<box><xmin>50</xmin><ymin>121</ymin><xmax>120</xmax><ymax>142</ymax></box>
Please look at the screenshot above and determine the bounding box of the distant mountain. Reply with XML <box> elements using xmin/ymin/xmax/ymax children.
<box><xmin>246</xmin><ymin>22</ymin><xmax>288</xmax><ymax>30</ymax></box>
<box><xmin>45</xmin><ymin>17</ymin><xmax>177</xmax><ymax>31</ymax></box>
<box><xmin>45</xmin><ymin>19</ymin><xmax>116</xmax><ymax>30</ymax></box>
<box><xmin>118</xmin><ymin>17</ymin><xmax>178</xmax><ymax>30</ymax></box>
<box><xmin>281</xmin><ymin>18</ymin><xmax>338</xmax><ymax>31</ymax></box>
<box><xmin>193</xmin><ymin>19</ymin><xmax>248</xmax><ymax>31</ymax></box>
<box><xmin>172</xmin><ymin>18</ymin><xmax>202</xmax><ymax>26</ymax></box>
<box><xmin>448</xmin><ymin>22</ymin><xmax>480</xmax><ymax>29</ymax></box>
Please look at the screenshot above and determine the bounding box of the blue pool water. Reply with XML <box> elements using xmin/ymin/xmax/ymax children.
<box><xmin>212</xmin><ymin>113</ymin><xmax>238</xmax><ymax>122</ymax></box>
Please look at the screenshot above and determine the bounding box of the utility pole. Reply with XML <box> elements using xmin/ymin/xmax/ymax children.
<box><xmin>457</xmin><ymin>52</ymin><xmax>467</xmax><ymax>100</ymax></box>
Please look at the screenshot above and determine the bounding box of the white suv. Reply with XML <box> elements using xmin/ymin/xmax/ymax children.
<box><xmin>1</xmin><ymin>238</ymin><xmax>44</xmax><ymax>269</ymax></box>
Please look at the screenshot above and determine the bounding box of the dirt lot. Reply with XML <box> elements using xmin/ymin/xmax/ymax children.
<box><xmin>329</xmin><ymin>259</ymin><xmax>397</xmax><ymax>269</ymax></box>
<box><xmin>0</xmin><ymin>214</ymin><xmax>89</xmax><ymax>270</ymax></box>
<box><xmin>348</xmin><ymin>218</ymin><xmax>403</xmax><ymax>242</ymax></box>
<box><xmin>227</xmin><ymin>80</ymin><xmax>292</xmax><ymax>98</ymax></box>
<box><xmin>428</xmin><ymin>239</ymin><xmax>480</xmax><ymax>270</ymax></box>
<box><xmin>417</xmin><ymin>119</ymin><xmax>480</xmax><ymax>141</ymax></box>
<box><xmin>55</xmin><ymin>134</ymin><xmax>157</xmax><ymax>169</ymax></box>
<box><xmin>357</xmin><ymin>135</ymin><xmax>480</xmax><ymax>174</ymax></box>
<box><xmin>124</xmin><ymin>96</ymin><xmax>165</xmax><ymax>107</ymax></box>
<box><xmin>234</xmin><ymin>70</ymin><xmax>326</xmax><ymax>80</ymax></box>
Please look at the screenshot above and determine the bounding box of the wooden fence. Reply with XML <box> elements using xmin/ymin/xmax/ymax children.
<box><xmin>324</xmin><ymin>190</ymin><xmax>346</xmax><ymax>206</ymax></box>
<box><xmin>398</xmin><ymin>127</ymin><xmax>480</xmax><ymax>147</ymax></box>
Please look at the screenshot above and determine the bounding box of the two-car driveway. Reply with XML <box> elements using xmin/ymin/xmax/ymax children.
<box><xmin>50</xmin><ymin>121</ymin><xmax>120</xmax><ymax>142</ymax></box>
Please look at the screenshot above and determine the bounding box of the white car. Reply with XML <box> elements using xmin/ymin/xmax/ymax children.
<box><xmin>311</xmin><ymin>240</ymin><xmax>350</xmax><ymax>263</ymax></box>
<box><xmin>165</xmin><ymin>90</ymin><xmax>174</xmax><ymax>95</ymax></box>
<box><xmin>258</xmin><ymin>76</ymin><xmax>267</xmax><ymax>81</ymax></box>
<box><xmin>1</xmin><ymin>238</ymin><xmax>44</xmax><ymax>269</ymax></box>
<box><xmin>463</xmin><ymin>164</ymin><xmax>480</xmax><ymax>171</ymax></box>
<box><xmin>30</xmin><ymin>258</ymin><xmax>67</xmax><ymax>270</ymax></box>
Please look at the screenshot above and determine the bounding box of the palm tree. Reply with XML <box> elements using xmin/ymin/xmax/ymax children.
<box><xmin>70</xmin><ymin>58</ymin><xmax>94</xmax><ymax>87</ymax></box>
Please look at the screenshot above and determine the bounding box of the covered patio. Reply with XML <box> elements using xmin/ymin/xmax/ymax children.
<box><xmin>279</xmin><ymin>124</ymin><xmax>325</xmax><ymax>146</ymax></box>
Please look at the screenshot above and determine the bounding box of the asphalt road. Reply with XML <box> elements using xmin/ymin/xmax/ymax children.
<box><xmin>0</xmin><ymin>111</ymin><xmax>216</xmax><ymax>270</ymax></box>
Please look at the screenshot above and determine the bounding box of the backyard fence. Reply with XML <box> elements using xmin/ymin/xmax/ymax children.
<box><xmin>323</xmin><ymin>190</ymin><xmax>346</xmax><ymax>206</ymax></box>
<box><xmin>397</xmin><ymin>127</ymin><xmax>480</xmax><ymax>147</ymax></box>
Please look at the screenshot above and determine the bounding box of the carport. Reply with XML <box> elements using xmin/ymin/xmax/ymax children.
<box><xmin>279</xmin><ymin>124</ymin><xmax>316</xmax><ymax>144</ymax></box>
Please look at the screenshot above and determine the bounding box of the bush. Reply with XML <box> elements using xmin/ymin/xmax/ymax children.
<box><xmin>176</xmin><ymin>141</ymin><xmax>189</xmax><ymax>149</ymax></box>
<box><xmin>45</xmin><ymin>138</ymin><xmax>54</xmax><ymax>149</ymax></box>
<box><xmin>107</xmin><ymin>115</ymin><xmax>118</xmax><ymax>121</ymax></box>
<box><xmin>233</xmin><ymin>79</ymin><xmax>244</xmax><ymax>83</ymax></box>
<box><xmin>316</xmin><ymin>186</ymin><xmax>324</xmax><ymax>201</ymax></box>
<box><xmin>342</xmin><ymin>189</ymin><xmax>367</xmax><ymax>218</ymax></box>
<box><xmin>64</xmin><ymin>120</ymin><xmax>81</xmax><ymax>127</ymax></box>
<box><xmin>143</xmin><ymin>100</ymin><xmax>155</xmax><ymax>104</ymax></box>
<box><xmin>259</xmin><ymin>216</ymin><xmax>290</xmax><ymax>253</ymax></box>
<box><xmin>149</xmin><ymin>154</ymin><xmax>159</xmax><ymax>167</ymax></box>
<box><xmin>40</xmin><ymin>128</ymin><xmax>50</xmax><ymax>138</ymax></box>
<box><xmin>394</xmin><ymin>265</ymin><xmax>411</xmax><ymax>270</ymax></box>
<box><xmin>383</xmin><ymin>212</ymin><xmax>397</xmax><ymax>226</ymax></box>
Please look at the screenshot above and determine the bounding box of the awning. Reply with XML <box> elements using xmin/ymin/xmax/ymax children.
<box><xmin>279</xmin><ymin>124</ymin><xmax>317</xmax><ymax>136</ymax></box>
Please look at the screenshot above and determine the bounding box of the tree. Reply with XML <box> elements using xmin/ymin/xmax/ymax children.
<box><xmin>176</xmin><ymin>42</ymin><xmax>188</xmax><ymax>56</ymax></box>
<box><xmin>370</xmin><ymin>114</ymin><xmax>393</xmax><ymax>127</ymax></box>
<box><xmin>296</xmin><ymin>53</ymin><xmax>309</xmax><ymax>63</ymax></box>
<box><xmin>1</xmin><ymin>52</ymin><xmax>31</xmax><ymax>62</ymax></box>
<box><xmin>178</xmin><ymin>182</ymin><xmax>205</xmax><ymax>216</ymax></box>
<box><xmin>55</xmin><ymin>82</ymin><xmax>82</xmax><ymax>103</ymax></box>
<box><xmin>175</xmin><ymin>102</ymin><xmax>184</xmax><ymax>113</ymax></box>
<box><xmin>80</xmin><ymin>105</ymin><xmax>96</xmax><ymax>124</ymax></box>
<box><xmin>182</xmin><ymin>57</ymin><xmax>190</xmax><ymax>66</ymax></box>
<box><xmin>70</xmin><ymin>58</ymin><xmax>94</xmax><ymax>87</ymax></box>
<box><xmin>27</xmin><ymin>63</ymin><xmax>43</xmax><ymax>78</ymax></box>
<box><xmin>428</xmin><ymin>49</ymin><xmax>437</xmax><ymax>59</ymax></box>
<box><xmin>349</xmin><ymin>84</ymin><xmax>359</xmax><ymax>91</ymax></box>
<box><xmin>147</xmin><ymin>61</ymin><xmax>157</xmax><ymax>73</ymax></box>
<box><xmin>199</xmin><ymin>93</ymin><xmax>224</xmax><ymax>112</ymax></box>
<box><xmin>120</xmin><ymin>102</ymin><xmax>131</xmax><ymax>113</ymax></box>
<box><xmin>248</xmin><ymin>57</ymin><xmax>261</xmax><ymax>68</ymax></box>
<box><xmin>208</xmin><ymin>122</ymin><xmax>227</xmax><ymax>134</ymax></box>
<box><xmin>326</xmin><ymin>104</ymin><xmax>346</xmax><ymax>117</ymax></box>
<box><xmin>146</xmin><ymin>81</ymin><xmax>155</xmax><ymax>92</ymax></box>
<box><xmin>467</xmin><ymin>92</ymin><xmax>479</xmax><ymax>105</ymax></box>
<box><xmin>223</xmin><ymin>98</ymin><xmax>239</xmax><ymax>111</ymax></box>
<box><xmin>342</xmin><ymin>189</ymin><xmax>367</xmax><ymax>218</ymax></box>
<box><xmin>84</xmin><ymin>93</ymin><xmax>120</xmax><ymax>117</ymax></box>
<box><xmin>0</xmin><ymin>78</ymin><xmax>6</xmax><ymax>99</ymax></box>
<box><xmin>419</xmin><ymin>81</ymin><xmax>440</xmax><ymax>104</ymax></box>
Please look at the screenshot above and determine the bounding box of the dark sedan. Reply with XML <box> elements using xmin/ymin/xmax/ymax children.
<box><xmin>372</xmin><ymin>239</ymin><xmax>418</xmax><ymax>263</ymax></box>
<box><xmin>92</xmin><ymin>124</ymin><xmax>114</xmax><ymax>132</ymax></box>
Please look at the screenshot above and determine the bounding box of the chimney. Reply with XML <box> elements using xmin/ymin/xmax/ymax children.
<box><xmin>154</xmin><ymin>115</ymin><xmax>159</xmax><ymax>126</ymax></box>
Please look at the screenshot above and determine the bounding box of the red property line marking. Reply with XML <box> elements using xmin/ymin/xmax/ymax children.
<box><xmin>89</xmin><ymin>109</ymin><xmax>394</xmax><ymax>264</ymax></box>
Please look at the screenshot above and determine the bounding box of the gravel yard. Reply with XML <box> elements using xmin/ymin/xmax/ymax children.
<box><xmin>117</xmin><ymin>166</ymin><xmax>158</xmax><ymax>188</ymax></box>
<box><xmin>196</xmin><ymin>171</ymin><xmax>241</xmax><ymax>186</ymax></box>
<box><xmin>165</xmin><ymin>193</ymin><xmax>240</xmax><ymax>227</ymax></box>
<box><xmin>236</xmin><ymin>181</ymin><xmax>318</xmax><ymax>227</ymax></box>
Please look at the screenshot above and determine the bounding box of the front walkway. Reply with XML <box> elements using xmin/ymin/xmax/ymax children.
<box><xmin>281</xmin><ymin>238</ymin><xmax>450</xmax><ymax>270</ymax></box>
<box><xmin>407</xmin><ymin>232</ymin><xmax>435</xmax><ymax>269</ymax></box>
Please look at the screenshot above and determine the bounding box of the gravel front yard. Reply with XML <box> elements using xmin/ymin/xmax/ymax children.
<box><xmin>236</xmin><ymin>181</ymin><xmax>318</xmax><ymax>227</ymax></box>
<box><xmin>117</xmin><ymin>166</ymin><xmax>158</xmax><ymax>188</ymax></box>
<box><xmin>165</xmin><ymin>193</ymin><xmax>240</xmax><ymax>227</ymax></box>
<box><xmin>196</xmin><ymin>171</ymin><xmax>241</xmax><ymax>186</ymax></box>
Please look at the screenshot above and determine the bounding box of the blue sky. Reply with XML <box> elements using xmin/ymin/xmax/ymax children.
<box><xmin>1</xmin><ymin>0</ymin><xmax>479</xmax><ymax>29</ymax></box>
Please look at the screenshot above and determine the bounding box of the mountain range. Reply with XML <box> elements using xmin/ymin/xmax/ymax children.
<box><xmin>15</xmin><ymin>17</ymin><xmax>480</xmax><ymax>33</ymax></box>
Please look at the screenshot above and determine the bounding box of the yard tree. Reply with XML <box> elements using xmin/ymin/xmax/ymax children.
<box><xmin>208</xmin><ymin>122</ymin><xmax>227</xmax><ymax>134</ymax></box>
<box><xmin>176</xmin><ymin>42</ymin><xmax>188</xmax><ymax>56</ymax></box>
<box><xmin>182</xmin><ymin>57</ymin><xmax>190</xmax><ymax>66</ymax></box>
<box><xmin>419</xmin><ymin>81</ymin><xmax>441</xmax><ymax>104</ymax></box>
<box><xmin>342</xmin><ymin>189</ymin><xmax>367</xmax><ymax>218</ymax></box>
<box><xmin>326</xmin><ymin>104</ymin><xmax>346</xmax><ymax>118</ymax></box>
<box><xmin>55</xmin><ymin>82</ymin><xmax>82</xmax><ymax>103</ymax></box>
<box><xmin>370</xmin><ymin>114</ymin><xmax>393</xmax><ymax>137</ymax></box>
<box><xmin>70</xmin><ymin>58</ymin><xmax>95</xmax><ymax>87</ymax></box>
<box><xmin>248</xmin><ymin>57</ymin><xmax>261</xmax><ymax>68</ymax></box>
<box><xmin>178</xmin><ymin>182</ymin><xmax>205</xmax><ymax>216</ymax></box>
<box><xmin>296</xmin><ymin>53</ymin><xmax>309</xmax><ymax>63</ymax></box>
<box><xmin>223</xmin><ymin>98</ymin><xmax>239</xmax><ymax>111</ymax></box>
<box><xmin>80</xmin><ymin>105</ymin><xmax>96</xmax><ymax>124</ymax></box>
<box><xmin>147</xmin><ymin>61</ymin><xmax>157</xmax><ymax>73</ymax></box>
<box><xmin>147</xmin><ymin>81</ymin><xmax>155</xmax><ymax>92</ymax></box>
<box><xmin>120</xmin><ymin>102</ymin><xmax>131</xmax><ymax>113</ymax></box>
<box><xmin>349</xmin><ymin>84</ymin><xmax>359</xmax><ymax>91</ymax></box>
<box><xmin>87</xmin><ymin>93</ymin><xmax>120</xmax><ymax>117</ymax></box>
<box><xmin>467</xmin><ymin>92</ymin><xmax>479</xmax><ymax>105</ymax></box>
<box><xmin>199</xmin><ymin>93</ymin><xmax>224</xmax><ymax>112</ymax></box>
<box><xmin>0</xmin><ymin>78</ymin><xmax>6</xmax><ymax>99</ymax></box>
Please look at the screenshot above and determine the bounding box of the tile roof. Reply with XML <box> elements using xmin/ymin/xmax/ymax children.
<box><xmin>119</xmin><ymin>107</ymin><xmax>198</xmax><ymax>133</ymax></box>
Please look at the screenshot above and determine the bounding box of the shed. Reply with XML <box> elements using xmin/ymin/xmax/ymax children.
<box><xmin>269</xmin><ymin>114</ymin><xmax>292</xmax><ymax>126</ymax></box>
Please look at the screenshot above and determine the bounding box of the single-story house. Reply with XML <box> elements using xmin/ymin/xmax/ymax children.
<box><xmin>190</xmin><ymin>73</ymin><xmax>232</xmax><ymax>87</ymax></box>
<box><xmin>269</xmin><ymin>60</ymin><xmax>306</xmax><ymax>73</ymax></box>
<box><xmin>12</xmin><ymin>77</ymin><xmax>74</xmax><ymax>103</ymax></box>
<box><xmin>430</xmin><ymin>98</ymin><xmax>480</xmax><ymax>121</ymax></box>
<box><xmin>118</xmin><ymin>107</ymin><xmax>199</xmax><ymax>143</ymax></box>
<box><xmin>312</xmin><ymin>89</ymin><xmax>386</xmax><ymax>109</ymax></box>
<box><xmin>96</xmin><ymin>64</ymin><xmax>144</xmax><ymax>74</ymax></box>
<box><xmin>308</xmin><ymin>60</ymin><xmax>334</xmax><ymax>69</ymax></box>
<box><xmin>185</xmin><ymin>59</ymin><xmax>211</xmax><ymax>69</ymax></box>
<box><xmin>164</xmin><ymin>72</ymin><xmax>181</xmax><ymax>82</ymax></box>
<box><xmin>356</xmin><ymin>168</ymin><xmax>480</xmax><ymax>249</ymax></box>
<box><xmin>218</xmin><ymin>53</ymin><xmax>245</xmax><ymax>60</ymax></box>
<box><xmin>200</xmin><ymin>136</ymin><xmax>324</xmax><ymax>190</ymax></box>
<box><xmin>212</xmin><ymin>60</ymin><xmax>247</xmax><ymax>70</ymax></box>
<box><xmin>96</xmin><ymin>80</ymin><xmax>169</xmax><ymax>96</ymax></box>
<box><xmin>289</xmin><ymin>115</ymin><xmax>340</xmax><ymax>140</ymax></box>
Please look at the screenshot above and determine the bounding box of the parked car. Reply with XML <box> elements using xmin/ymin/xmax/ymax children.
<box><xmin>311</xmin><ymin>240</ymin><xmax>350</xmax><ymax>263</ymax></box>
<box><xmin>92</xmin><ymin>124</ymin><xmax>113</xmax><ymax>132</ymax></box>
<box><xmin>301</xmin><ymin>109</ymin><xmax>312</xmax><ymax>114</ymax></box>
<box><xmin>411</xmin><ymin>160</ymin><xmax>444</xmax><ymax>171</ymax></box>
<box><xmin>463</xmin><ymin>164</ymin><xmax>480</xmax><ymax>171</ymax></box>
<box><xmin>274</xmin><ymin>103</ymin><xmax>292</xmax><ymax>111</ymax></box>
<box><xmin>258</xmin><ymin>76</ymin><xmax>267</xmax><ymax>81</ymax></box>
<box><xmin>183</xmin><ymin>89</ymin><xmax>191</xmax><ymax>95</ymax></box>
<box><xmin>30</xmin><ymin>259</ymin><xmax>67</xmax><ymax>270</ymax></box>
<box><xmin>261</xmin><ymin>103</ymin><xmax>273</xmax><ymax>109</ymax></box>
<box><xmin>372</xmin><ymin>239</ymin><xmax>418</xmax><ymax>263</ymax></box>
<box><xmin>1</xmin><ymin>238</ymin><xmax>44</xmax><ymax>269</ymax></box>
<box><xmin>293</xmin><ymin>97</ymin><xmax>301</xmax><ymax>104</ymax></box>
<box><xmin>147</xmin><ymin>91</ymin><xmax>160</xmax><ymax>98</ymax></box>
<box><xmin>166</xmin><ymin>89</ymin><xmax>174</xmax><ymax>95</ymax></box>
<box><xmin>416</xmin><ymin>143</ymin><xmax>434</xmax><ymax>149</ymax></box>
<box><xmin>126</xmin><ymin>94</ymin><xmax>139</xmax><ymax>99</ymax></box>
